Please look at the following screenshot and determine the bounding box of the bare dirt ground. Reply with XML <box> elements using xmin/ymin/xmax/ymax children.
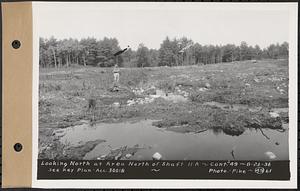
<box><xmin>38</xmin><ymin>59</ymin><xmax>289</xmax><ymax>159</ymax></box>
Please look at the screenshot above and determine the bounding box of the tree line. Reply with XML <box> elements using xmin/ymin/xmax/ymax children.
<box><xmin>40</xmin><ymin>36</ymin><xmax>289</xmax><ymax>68</ymax></box>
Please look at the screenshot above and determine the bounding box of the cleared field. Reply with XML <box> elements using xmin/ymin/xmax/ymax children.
<box><xmin>38</xmin><ymin>59</ymin><xmax>289</xmax><ymax>159</ymax></box>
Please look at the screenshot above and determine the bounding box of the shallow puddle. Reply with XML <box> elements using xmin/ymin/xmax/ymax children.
<box><xmin>56</xmin><ymin>120</ymin><xmax>288</xmax><ymax>161</ymax></box>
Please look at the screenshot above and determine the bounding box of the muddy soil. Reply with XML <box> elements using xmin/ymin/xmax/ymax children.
<box><xmin>39</xmin><ymin>127</ymin><xmax>105</xmax><ymax>159</ymax></box>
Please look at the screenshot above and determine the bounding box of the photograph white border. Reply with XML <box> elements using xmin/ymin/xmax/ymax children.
<box><xmin>31</xmin><ymin>2</ymin><xmax>298</xmax><ymax>189</ymax></box>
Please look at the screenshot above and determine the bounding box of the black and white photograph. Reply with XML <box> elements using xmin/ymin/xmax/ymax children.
<box><xmin>33</xmin><ymin>2</ymin><xmax>297</xmax><ymax>187</ymax></box>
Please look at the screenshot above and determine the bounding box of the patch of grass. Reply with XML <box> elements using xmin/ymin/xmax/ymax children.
<box><xmin>39</xmin><ymin>83</ymin><xmax>62</xmax><ymax>92</ymax></box>
<box><xmin>39</xmin><ymin>59</ymin><xmax>288</xmax><ymax>133</ymax></box>
<box><xmin>157</xmin><ymin>80</ymin><xmax>175</xmax><ymax>92</ymax></box>
<box><xmin>121</xmin><ymin>69</ymin><xmax>148</xmax><ymax>87</ymax></box>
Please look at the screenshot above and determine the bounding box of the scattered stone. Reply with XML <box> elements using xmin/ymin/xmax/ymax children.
<box><xmin>265</xmin><ymin>151</ymin><xmax>277</xmax><ymax>160</ymax></box>
<box><xmin>125</xmin><ymin>154</ymin><xmax>132</xmax><ymax>159</ymax></box>
<box><xmin>279</xmin><ymin>89</ymin><xmax>285</xmax><ymax>94</ymax></box>
<box><xmin>132</xmin><ymin>88</ymin><xmax>145</xmax><ymax>95</ymax></box>
<box><xmin>115</xmin><ymin>152</ymin><xmax>122</xmax><ymax>160</ymax></box>
<box><xmin>97</xmin><ymin>156</ymin><xmax>106</xmax><ymax>160</ymax></box>
<box><xmin>199</xmin><ymin>87</ymin><xmax>208</xmax><ymax>92</ymax></box>
<box><xmin>269</xmin><ymin>112</ymin><xmax>280</xmax><ymax>118</ymax></box>
<box><xmin>100</xmin><ymin>144</ymin><xmax>143</xmax><ymax>160</ymax></box>
<box><xmin>275</xmin><ymin>142</ymin><xmax>280</xmax><ymax>146</ymax></box>
<box><xmin>111</xmin><ymin>86</ymin><xmax>120</xmax><ymax>92</ymax></box>
<box><xmin>112</xmin><ymin>102</ymin><xmax>120</xmax><ymax>107</ymax></box>
<box><xmin>127</xmin><ymin>100</ymin><xmax>135</xmax><ymax>106</ymax></box>
<box><xmin>205</xmin><ymin>83</ymin><xmax>211</xmax><ymax>88</ymax></box>
<box><xmin>152</xmin><ymin>152</ymin><xmax>162</xmax><ymax>160</ymax></box>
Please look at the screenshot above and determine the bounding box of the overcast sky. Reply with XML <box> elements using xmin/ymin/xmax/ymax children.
<box><xmin>34</xmin><ymin>2</ymin><xmax>291</xmax><ymax>50</ymax></box>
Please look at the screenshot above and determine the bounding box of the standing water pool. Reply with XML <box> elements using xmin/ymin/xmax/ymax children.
<box><xmin>56</xmin><ymin>120</ymin><xmax>288</xmax><ymax>161</ymax></box>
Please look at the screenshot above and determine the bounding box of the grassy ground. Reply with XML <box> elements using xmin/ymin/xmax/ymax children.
<box><xmin>39</xmin><ymin>59</ymin><xmax>288</xmax><ymax>159</ymax></box>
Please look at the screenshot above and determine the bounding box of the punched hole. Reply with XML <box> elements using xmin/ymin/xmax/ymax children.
<box><xmin>14</xmin><ymin>143</ymin><xmax>23</xmax><ymax>152</ymax></box>
<box><xmin>12</xmin><ymin>40</ymin><xmax>21</xmax><ymax>49</ymax></box>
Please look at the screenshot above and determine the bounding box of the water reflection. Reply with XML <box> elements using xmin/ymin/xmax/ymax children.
<box><xmin>212</xmin><ymin>127</ymin><xmax>224</xmax><ymax>136</ymax></box>
<box><xmin>55</xmin><ymin>119</ymin><xmax>288</xmax><ymax>161</ymax></box>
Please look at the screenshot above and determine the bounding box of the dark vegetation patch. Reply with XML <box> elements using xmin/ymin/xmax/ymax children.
<box><xmin>152</xmin><ymin>107</ymin><xmax>283</xmax><ymax>136</ymax></box>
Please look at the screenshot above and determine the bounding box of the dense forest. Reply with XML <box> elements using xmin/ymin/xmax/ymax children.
<box><xmin>39</xmin><ymin>36</ymin><xmax>289</xmax><ymax>68</ymax></box>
